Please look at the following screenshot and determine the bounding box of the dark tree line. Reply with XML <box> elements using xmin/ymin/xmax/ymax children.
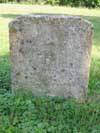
<box><xmin>0</xmin><ymin>0</ymin><xmax>100</xmax><ymax>8</ymax></box>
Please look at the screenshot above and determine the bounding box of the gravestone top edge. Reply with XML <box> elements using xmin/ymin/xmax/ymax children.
<box><xmin>9</xmin><ymin>14</ymin><xmax>93</xmax><ymax>29</ymax></box>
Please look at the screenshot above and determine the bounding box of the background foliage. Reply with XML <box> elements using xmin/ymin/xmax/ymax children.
<box><xmin>0</xmin><ymin>0</ymin><xmax>100</xmax><ymax>8</ymax></box>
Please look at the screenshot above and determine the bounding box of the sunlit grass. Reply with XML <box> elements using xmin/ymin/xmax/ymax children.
<box><xmin>0</xmin><ymin>4</ymin><xmax>100</xmax><ymax>17</ymax></box>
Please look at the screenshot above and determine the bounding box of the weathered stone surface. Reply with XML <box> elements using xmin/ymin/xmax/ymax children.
<box><xmin>9</xmin><ymin>15</ymin><xmax>93</xmax><ymax>99</ymax></box>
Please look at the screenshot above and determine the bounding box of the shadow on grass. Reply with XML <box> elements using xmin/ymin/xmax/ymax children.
<box><xmin>0</xmin><ymin>53</ymin><xmax>10</xmax><ymax>93</ymax></box>
<box><xmin>0</xmin><ymin>14</ymin><xmax>21</xmax><ymax>19</ymax></box>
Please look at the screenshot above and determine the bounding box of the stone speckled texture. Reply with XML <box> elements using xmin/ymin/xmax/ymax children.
<box><xmin>9</xmin><ymin>15</ymin><xmax>93</xmax><ymax>100</ymax></box>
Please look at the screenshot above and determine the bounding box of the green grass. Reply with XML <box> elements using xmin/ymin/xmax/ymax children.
<box><xmin>0</xmin><ymin>91</ymin><xmax>100</xmax><ymax>133</ymax></box>
<box><xmin>0</xmin><ymin>4</ymin><xmax>100</xmax><ymax>132</ymax></box>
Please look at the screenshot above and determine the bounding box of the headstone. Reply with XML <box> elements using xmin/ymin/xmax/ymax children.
<box><xmin>9</xmin><ymin>15</ymin><xmax>93</xmax><ymax>100</ymax></box>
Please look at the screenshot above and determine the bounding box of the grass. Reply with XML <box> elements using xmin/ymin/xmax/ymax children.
<box><xmin>0</xmin><ymin>91</ymin><xmax>100</xmax><ymax>133</ymax></box>
<box><xmin>0</xmin><ymin>4</ymin><xmax>100</xmax><ymax>132</ymax></box>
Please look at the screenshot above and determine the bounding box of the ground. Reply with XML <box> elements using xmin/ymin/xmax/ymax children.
<box><xmin>0</xmin><ymin>4</ymin><xmax>100</xmax><ymax>132</ymax></box>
